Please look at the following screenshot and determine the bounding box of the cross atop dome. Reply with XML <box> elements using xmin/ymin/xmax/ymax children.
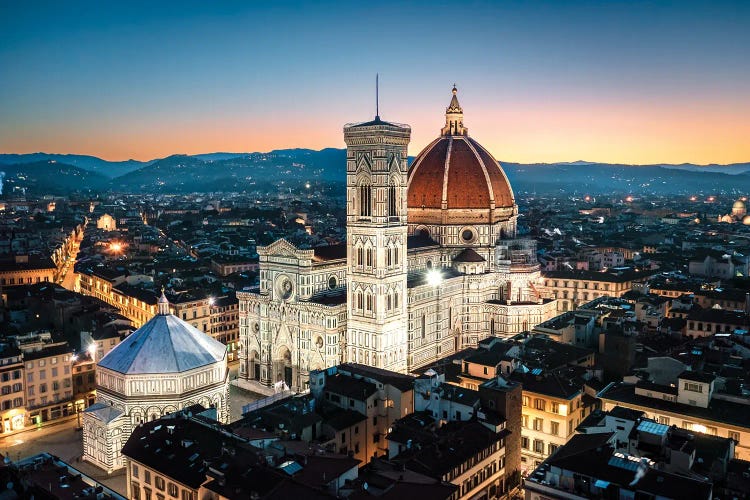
<box><xmin>157</xmin><ymin>288</ymin><xmax>170</xmax><ymax>315</ymax></box>
<box><xmin>441</xmin><ymin>84</ymin><xmax>467</xmax><ymax>136</ymax></box>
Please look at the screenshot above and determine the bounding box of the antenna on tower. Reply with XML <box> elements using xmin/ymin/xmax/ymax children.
<box><xmin>376</xmin><ymin>73</ymin><xmax>380</xmax><ymax>119</ymax></box>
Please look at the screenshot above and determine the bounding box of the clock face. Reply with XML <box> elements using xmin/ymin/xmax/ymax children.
<box><xmin>277</xmin><ymin>275</ymin><xmax>294</xmax><ymax>300</ymax></box>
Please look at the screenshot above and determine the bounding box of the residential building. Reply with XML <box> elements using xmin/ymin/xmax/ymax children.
<box><xmin>23</xmin><ymin>342</ymin><xmax>74</xmax><ymax>425</ymax></box>
<box><xmin>0</xmin><ymin>343</ymin><xmax>25</xmax><ymax>434</ymax></box>
<box><xmin>599</xmin><ymin>370</ymin><xmax>750</xmax><ymax>460</ymax></box>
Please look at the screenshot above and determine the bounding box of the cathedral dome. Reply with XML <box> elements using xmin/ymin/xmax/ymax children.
<box><xmin>98</xmin><ymin>291</ymin><xmax>226</xmax><ymax>375</ymax></box>
<box><xmin>408</xmin><ymin>86</ymin><xmax>516</xmax><ymax>225</ymax></box>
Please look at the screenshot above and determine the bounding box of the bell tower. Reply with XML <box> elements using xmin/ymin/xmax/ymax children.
<box><xmin>344</xmin><ymin>113</ymin><xmax>411</xmax><ymax>373</ymax></box>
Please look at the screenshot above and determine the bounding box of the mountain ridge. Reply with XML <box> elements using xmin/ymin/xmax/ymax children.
<box><xmin>2</xmin><ymin>149</ymin><xmax>750</xmax><ymax>196</ymax></box>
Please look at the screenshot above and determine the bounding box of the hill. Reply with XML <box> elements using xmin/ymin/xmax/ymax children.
<box><xmin>0</xmin><ymin>160</ymin><xmax>110</xmax><ymax>195</ymax></box>
<box><xmin>2</xmin><ymin>149</ymin><xmax>750</xmax><ymax>196</ymax></box>
<box><xmin>0</xmin><ymin>153</ymin><xmax>149</xmax><ymax>178</ymax></box>
<box><xmin>111</xmin><ymin>149</ymin><xmax>347</xmax><ymax>193</ymax></box>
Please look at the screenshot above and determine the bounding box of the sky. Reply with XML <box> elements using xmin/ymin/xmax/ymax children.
<box><xmin>1</xmin><ymin>0</ymin><xmax>749</xmax><ymax>165</ymax></box>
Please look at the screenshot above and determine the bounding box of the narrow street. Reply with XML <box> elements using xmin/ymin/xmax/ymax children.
<box><xmin>59</xmin><ymin>236</ymin><xmax>82</xmax><ymax>291</ymax></box>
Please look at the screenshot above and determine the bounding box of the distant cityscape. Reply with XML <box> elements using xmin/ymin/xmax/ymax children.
<box><xmin>0</xmin><ymin>82</ymin><xmax>749</xmax><ymax>500</ymax></box>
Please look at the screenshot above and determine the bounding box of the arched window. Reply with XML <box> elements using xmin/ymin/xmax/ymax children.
<box><xmin>366</xmin><ymin>293</ymin><xmax>373</xmax><ymax>312</ymax></box>
<box><xmin>357</xmin><ymin>246</ymin><xmax>364</xmax><ymax>267</ymax></box>
<box><xmin>366</xmin><ymin>247</ymin><xmax>373</xmax><ymax>267</ymax></box>
<box><xmin>359</xmin><ymin>183</ymin><xmax>372</xmax><ymax>217</ymax></box>
<box><xmin>356</xmin><ymin>291</ymin><xmax>363</xmax><ymax>310</ymax></box>
<box><xmin>490</xmin><ymin>318</ymin><xmax>495</xmax><ymax>336</ymax></box>
<box><xmin>387</xmin><ymin>181</ymin><xmax>397</xmax><ymax>216</ymax></box>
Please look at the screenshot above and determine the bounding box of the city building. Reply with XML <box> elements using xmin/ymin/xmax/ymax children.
<box><xmin>541</xmin><ymin>268</ymin><xmax>656</xmax><ymax>313</ymax></box>
<box><xmin>0</xmin><ymin>255</ymin><xmax>56</xmax><ymax>287</ymax></box>
<box><xmin>210</xmin><ymin>294</ymin><xmax>239</xmax><ymax>361</ymax></box>
<box><xmin>309</xmin><ymin>363</ymin><xmax>415</xmax><ymax>461</ymax></box>
<box><xmin>238</xmin><ymin>87</ymin><xmax>556</xmax><ymax>392</ymax></box>
<box><xmin>599</xmin><ymin>370</ymin><xmax>750</xmax><ymax>460</ymax></box>
<box><xmin>123</xmin><ymin>410</ymin><xmax>355</xmax><ymax>500</ymax></box>
<box><xmin>23</xmin><ymin>342</ymin><xmax>74</xmax><ymax>425</ymax></box>
<box><xmin>82</xmin><ymin>292</ymin><xmax>229</xmax><ymax>472</ymax></box>
<box><xmin>524</xmin><ymin>431</ymin><xmax>715</xmax><ymax>500</ymax></box>
<box><xmin>2</xmin><ymin>452</ymin><xmax>126</xmax><ymax>499</ymax></box>
<box><xmin>0</xmin><ymin>343</ymin><xmax>25</xmax><ymax>434</ymax></box>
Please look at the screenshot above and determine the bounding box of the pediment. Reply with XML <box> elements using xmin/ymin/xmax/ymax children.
<box><xmin>259</xmin><ymin>238</ymin><xmax>307</xmax><ymax>258</ymax></box>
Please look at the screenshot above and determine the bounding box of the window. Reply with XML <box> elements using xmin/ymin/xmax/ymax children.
<box><xmin>39</xmin><ymin>383</ymin><xmax>47</xmax><ymax>393</ymax></box>
<box><xmin>155</xmin><ymin>476</ymin><xmax>165</xmax><ymax>491</ymax></box>
<box><xmin>144</xmin><ymin>470</ymin><xmax>151</xmax><ymax>485</ymax></box>
<box><xmin>522</xmin><ymin>396</ymin><xmax>529</xmax><ymax>407</ymax></box>
<box><xmin>684</xmin><ymin>382</ymin><xmax>703</xmax><ymax>393</ymax></box>
<box><xmin>534</xmin><ymin>399</ymin><xmax>546</xmax><ymax>411</ymax></box>
<box><xmin>550</xmin><ymin>421</ymin><xmax>560</xmax><ymax>436</ymax></box>
<box><xmin>658</xmin><ymin>416</ymin><xmax>670</xmax><ymax>425</ymax></box>
<box><xmin>521</xmin><ymin>436</ymin><xmax>529</xmax><ymax>449</ymax></box>
<box><xmin>533</xmin><ymin>439</ymin><xmax>544</xmax><ymax>453</ymax></box>
<box><xmin>359</xmin><ymin>184</ymin><xmax>372</xmax><ymax>217</ymax></box>
<box><xmin>533</xmin><ymin>418</ymin><xmax>543</xmax><ymax>431</ymax></box>
<box><xmin>548</xmin><ymin>443</ymin><xmax>560</xmax><ymax>455</ymax></box>
<box><xmin>168</xmin><ymin>483</ymin><xmax>178</xmax><ymax>497</ymax></box>
<box><xmin>132</xmin><ymin>463</ymin><xmax>139</xmax><ymax>478</ymax></box>
<box><xmin>522</xmin><ymin>415</ymin><xmax>529</xmax><ymax>428</ymax></box>
<box><xmin>550</xmin><ymin>402</ymin><xmax>559</xmax><ymax>414</ymax></box>
<box><xmin>181</xmin><ymin>491</ymin><xmax>193</xmax><ymax>500</ymax></box>
<box><xmin>132</xmin><ymin>483</ymin><xmax>141</xmax><ymax>500</ymax></box>
<box><xmin>387</xmin><ymin>182</ymin><xmax>397</xmax><ymax>216</ymax></box>
<box><xmin>144</xmin><ymin>488</ymin><xmax>152</xmax><ymax>500</ymax></box>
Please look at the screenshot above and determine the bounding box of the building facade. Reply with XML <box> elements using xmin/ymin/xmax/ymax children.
<box><xmin>238</xmin><ymin>88</ymin><xmax>556</xmax><ymax>391</ymax></box>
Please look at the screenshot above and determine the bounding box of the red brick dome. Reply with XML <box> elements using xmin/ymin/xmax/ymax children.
<box><xmin>407</xmin><ymin>87</ymin><xmax>515</xmax><ymax>224</ymax></box>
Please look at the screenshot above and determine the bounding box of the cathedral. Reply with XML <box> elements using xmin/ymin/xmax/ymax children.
<box><xmin>237</xmin><ymin>87</ymin><xmax>557</xmax><ymax>392</ymax></box>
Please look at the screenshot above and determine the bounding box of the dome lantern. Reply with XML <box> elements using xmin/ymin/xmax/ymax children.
<box><xmin>441</xmin><ymin>84</ymin><xmax>467</xmax><ymax>136</ymax></box>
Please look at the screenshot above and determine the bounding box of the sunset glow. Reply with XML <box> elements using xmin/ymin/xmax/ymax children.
<box><xmin>1</xmin><ymin>1</ymin><xmax>749</xmax><ymax>165</ymax></box>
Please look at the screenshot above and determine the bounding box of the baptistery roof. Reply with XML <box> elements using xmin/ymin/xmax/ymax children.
<box><xmin>407</xmin><ymin>86</ymin><xmax>515</xmax><ymax>224</ymax></box>
<box><xmin>97</xmin><ymin>292</ymin><xmax>226</xmax><ymax>375</ymax></box>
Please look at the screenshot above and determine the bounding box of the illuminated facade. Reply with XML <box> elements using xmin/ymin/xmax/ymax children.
<box><xmin>82</xmin><ymin>293</ymin><xmax>229</xmax><ymax>472</ymax></box>
<box><xmin>238</xmin><ymin>88</ymin><xmax>556</xmax><ymax>391</ymax></box>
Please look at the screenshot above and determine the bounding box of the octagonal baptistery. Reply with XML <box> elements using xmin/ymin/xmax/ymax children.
<box><xmin>82</xmin><ymin>292</ymin><xmax>229</xmax><ymax>472</ymax></box>
<box><xmin>408</xmin><ymin>86</ymin><xmax>518</xmax><ymax>254</ymax></box>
